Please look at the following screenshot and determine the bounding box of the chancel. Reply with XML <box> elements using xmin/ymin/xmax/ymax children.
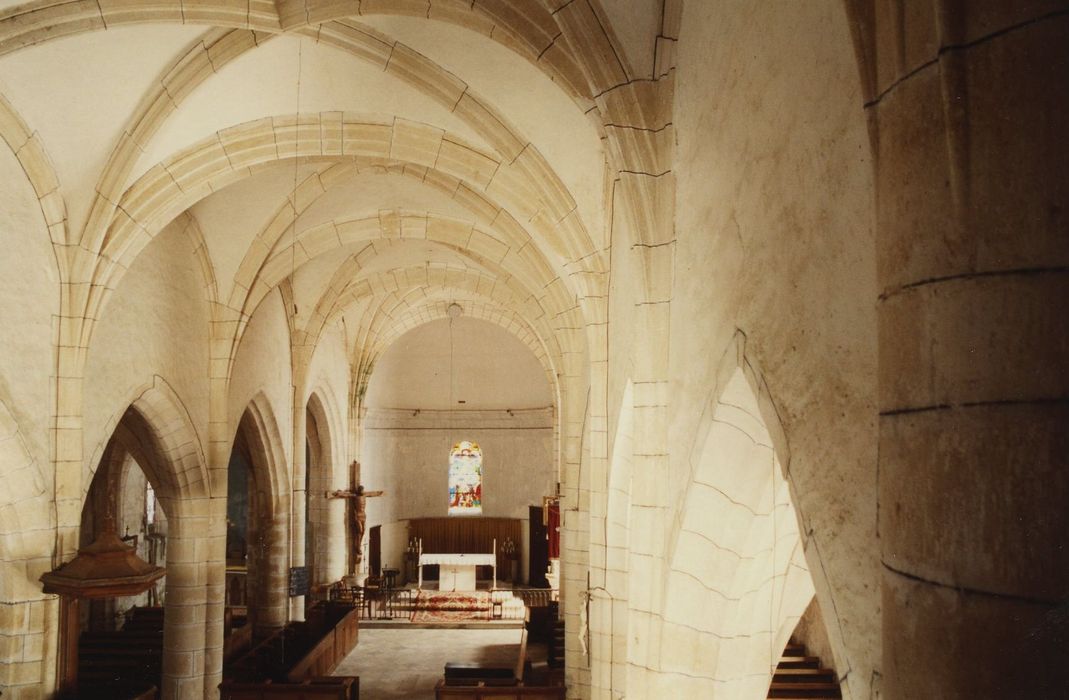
<box><xmin>0</xmin><ymin>2</ymin><xmax>1065</xmax><ymax>700</ymax></box>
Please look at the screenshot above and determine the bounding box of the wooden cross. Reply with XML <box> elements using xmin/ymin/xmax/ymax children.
<box><xmin>326</xmin><ymin>479</ymin><xmax>384</xmax><ymax>565</ymax></box>
<box><xmin>326</xmin><ymin>488</ymin><xmax>384</xmax><ymax>500</ymax></box>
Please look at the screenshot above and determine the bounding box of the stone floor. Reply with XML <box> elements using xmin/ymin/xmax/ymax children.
<box><xmin>332</xmin><ymin>627</ymin><xmax>525</xmax><ymax>700</ymax></box>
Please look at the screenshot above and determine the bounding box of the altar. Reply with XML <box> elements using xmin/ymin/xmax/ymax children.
<box><xmin>417</xmin><ymin>550</ymin><xmax>496</xmax><ymax>591</ymax></box>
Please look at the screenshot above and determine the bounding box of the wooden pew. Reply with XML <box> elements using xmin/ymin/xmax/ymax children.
<box><xmin>219</xmin><ymin>676</ymin><xmax>359</xmax><ymax>700</ymax></box>
<box><xmin>434</xmin><ymin>682</ymin><xmax>565</xmax><ymax>700</ymax></box>
<box><xmin>285</xmin><ymin>605</ymin><xmax>360</xmax><ymax>681</ymax></box>
<box><xmin>76</xmin><ymin>609</ymin><xmax>164</xmax><ymax>697</ymax></box>
<box><xmin>222</xmin><ymin>602</ymin><xmax>360</xmax><ymax>697</ymax></box>
<box><xmin>440</xmin><ymin>630</ymin><xmax>544</xmax><ymax>693</ymax></box>
<box><xmin>435</xmin><ymin>629</ymin><xmax>564</xmax><ymax>699</ymax></box>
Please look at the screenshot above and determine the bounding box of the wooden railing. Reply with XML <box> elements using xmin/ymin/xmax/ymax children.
<box><xmin>224</xmin><ymin>602</ymin><xmax>359</xmax><ymax>685</ymax></box>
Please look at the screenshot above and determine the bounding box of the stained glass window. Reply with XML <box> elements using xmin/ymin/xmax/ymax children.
<box><xmin>448</xmin><ymin>441</ymin><xmax>482</xmax><ymax>516</ymax></box>
<box><xmin>145</xmin><ymin>482</ymin><xmax>156</xmax><ymax>525</ymax></box>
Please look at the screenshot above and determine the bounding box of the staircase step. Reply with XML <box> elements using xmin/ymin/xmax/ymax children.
<box><xmin>768</xmin><ymin>681</ymin><xmax>842</xmax><ymax>699</ymax></box>
<box><xmin>768</xmin><ymin>641</ymin><xmax>840</xmax><ymax>700</ymax></box>
<box><xmin>773</xmin><ymin>669</ymin><xmax>836</xmax><ymax>681</ymax></box>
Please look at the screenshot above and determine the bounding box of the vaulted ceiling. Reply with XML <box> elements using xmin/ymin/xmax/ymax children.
<box><xmin>0</xmin><ymin>1</ymin><xmax>631</xmax><ymax>399</ymax></box>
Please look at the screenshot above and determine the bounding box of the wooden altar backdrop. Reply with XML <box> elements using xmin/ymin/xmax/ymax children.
<box><xmin>409</xmin><ymin>517</ymin><xmax>521</xmax><ymax>574</ymax></box>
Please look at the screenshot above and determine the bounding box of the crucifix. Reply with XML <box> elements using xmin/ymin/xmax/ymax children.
<box><xmin>327</xmin><ymin>462</ymin><xmax>384</xmax><ymax>565</ymax></box>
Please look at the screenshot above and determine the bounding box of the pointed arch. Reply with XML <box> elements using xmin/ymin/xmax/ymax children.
<box><xmin>73</xmin><ymin>376</ymin><xmax>215</xmax><ymax>699</ymax></box>
<box><xmin>233</xmin><ymin>392</ymin><xmax>291</xmax><ymax>634</ymax></box>
<box><xmin>237</xmin><ymin>392</ymin><xmax>289</xmax><ymax>512</ymax></box>
<box><xmin>305</xmin><ymin>387</ymin><xmax>345</xmax><ymax>584</ymax></box>
<box><xmin>0</xmin><ymin>93</ymin><xmax>68</xmax><ymax>247</ymax></box>
<box><xmin>84</xmin><ymin>377</ymin><xmax>210</xmax><ymax>507</ymax></box>
<box><xmin>657</xmin><ymin>332</ymin><xmax>814</xmax><ymax>698</ymax></box>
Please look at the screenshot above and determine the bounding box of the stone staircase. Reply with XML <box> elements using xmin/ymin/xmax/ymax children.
<box><xmin>767</xmin><ymin>640</ymin><xmax>841</xmax><ymax>699</ymax></box>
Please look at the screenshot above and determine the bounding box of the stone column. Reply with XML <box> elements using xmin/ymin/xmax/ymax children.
<box><xmin>201</xmin><ymin>495</ymin><xmax>227</xmax><ymax>700</ymax></box>
<box><xmin>247</xmin><ymin>491</ymin><xmax>290</xmax><ymax>638</ymax></box>
<box><xmin>289</xmin><ymin>398</ymin><xmax>307</xmax><ymax>622</ymax></box>
<box><xmin>860</xmin><ymin>4</ymin><xmax>1069</xmax><ymax>697</ymax></box>
<box><xmin>161</xmin><ymin>499</ymin><xmax>211</xmax><ymax>700</ymax></box>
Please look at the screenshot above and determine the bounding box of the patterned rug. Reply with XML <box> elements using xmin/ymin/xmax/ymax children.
<box><xmin>410</xmin><ymin>607</ymin><xmax>493</xmax><ymax>623</ymax></box>
<box><xmin>413</xmin><ymin>590</ymin><xmax>491</xmax><ymax>611</ymax></box>
<box><xmin>410</xmin><ymin>591</ymin><xmax>492</xmax><ymax>622</ymax></box>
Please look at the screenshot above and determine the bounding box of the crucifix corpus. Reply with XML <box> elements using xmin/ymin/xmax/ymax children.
<box><xmin>327</xmin><ymin>463</ymin><xmax>383</xmax><ymax>564</ymax></box>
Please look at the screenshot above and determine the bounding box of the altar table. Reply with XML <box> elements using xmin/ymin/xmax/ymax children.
<box><xmin>419</xmin><ymin>553</ymin><xmax>496</xmax><ymax>591</ymax></box>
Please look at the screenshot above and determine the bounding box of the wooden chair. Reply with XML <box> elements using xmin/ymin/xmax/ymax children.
<box><xmin>349</xmin><ymin>586</ymin><xmax>372</xmax><ymax>618</ymax></box>
<box><xmin>328</xmin><ymin>582</ymin><xmax>345</xmax><ymax>603</ymax></box>
<box><xmin>363</xmin><ymin>578</ymin><xmax>386</xmax><ymax>618</ymax></box>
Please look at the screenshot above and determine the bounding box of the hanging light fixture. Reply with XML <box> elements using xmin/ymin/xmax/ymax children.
<box><xmin>448</xmin><ymin>303</ymin><xmax>463</xmax><ymax>405</ymax></box>
<box><xmin>289</xmin><ymin>40</ymin><xmax>303</xmax><ymax>318</ymax></box>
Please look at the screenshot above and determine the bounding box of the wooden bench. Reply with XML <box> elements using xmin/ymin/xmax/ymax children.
<box><xmin>444</xmin><ymin>663</ymin><xmax>517</xmax><ymax>687</ymax></box>
<box><xmin>440</xmin><ymin>630</ymin><xmax>534</xmax><ymax>689</ymax></box>
<box><xmin>285</xmin><ymin>605</ymin><xmax>360</xmax><ymax>681</ymax></box>
<box><xmin>223</xmin><ymin>602</ymin><xmax>361</xmax><ymax>688</ymax></box>
<box><xmin>434</xmin><ymin>681</ymin><xmax>565</xmax><ymax>700</ymax></box>
<box><xmin>76</xmin><ymin>614</ymin><xmax>164</xmax><ymax>697</ymax></box>
<box><xmin>219</xmin><ymin>676</ymin><xmax>358</xmax><ymax>700</ymax></box>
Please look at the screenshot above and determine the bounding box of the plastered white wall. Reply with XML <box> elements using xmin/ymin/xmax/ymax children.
<box><xmin>228</xmin><ymin>288</ymin><xmax>293</xmax><ymax>462</ymax></box>
<box><xmin>83</xmin><ymin>218</ymin><xmax>211</xmax><ymax>480</ymax></box>
<box><xmin>362</xmin><ymin>408</ymin><xmax>553</xmax><ymax>525</ymax></box>
<box><xmin>364</xmin><ymin>317</ymin><xmax>552</xmax><ymax>411</ymax></box>
<box><xmin>0</xmin><ymin>25</ymin><xmax>206</xmax><ymax>232</ymax></box>
<box><xmin>362</xmin><ymin>318</ymin><xmax>555</xmax><ymax>552</ymax></box>
<box><xmin>357</xmin><ymin>15</ymin><xmax>608</xmax><ymax>246</ymax></box>
<box><xmin>136</xmin><ymin>35</ymin><xmax>487</xmax><ymax>184</ymax></box>
<box><xmin>0</xmin><ymin>137</ymin><xmax>57</xmax><ymax>471</ymax></box>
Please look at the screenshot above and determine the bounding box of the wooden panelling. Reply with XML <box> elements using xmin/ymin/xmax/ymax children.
<box><xmin>409</xmin><ymin>518</ymin><xmax>522</xmax><ymax>573</ymax></box>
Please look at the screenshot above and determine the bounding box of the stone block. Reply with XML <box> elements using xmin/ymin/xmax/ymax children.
<box><xmin>15</xmin><ymin>134</ymin><xmax>59</xmax><ymax>194</ymax></box>
<box><xmin>428</xmin><ymin>1</ymin><xmax>495</xmax><ymax>36</ymax></box>
<box><xmin>317</xmin><ymin>20</ymin><xmax>393</xmax><ymax>68</ymax></box>
<box><xmin>597</xmin><ymin>80</ymin><xmax>671</xmax><ymax>131</ymax></box>
<box><xmin>435</xmin><ymin>139</ymin><xmax>499</xmax><ymax>189</ymax></box>
<box><xmin>361</xmin><ymin>0</ymin><xmax>429</xmax><ymax>17</ymax></box>
<box><xmin>553</xmin><ymin>0</ymin><xmax>628</xmax><ymax>94</ymax></box>
<box><xmin>390</xmin><ymin>119</ymin><xmax>444</xmax><ymax>169</ymax></box>
<box><xmin>876</xmin><ymin>17</ymin><xmax>1069</xmax><ymax>290</ymax></box>
<box><xmin>182</xmin><ymin>0</ymin><xmax>250</xmax><ymax>26</ymax></box>
<box><xmin>426</xmin><ymin>217</ymin><xmax>473</xmax><ymax>248</ymax></box>
<box><xmin>452</xmin><ymin>182</ymin><xmax>499</xmax><ymax>224</ymax></box>
<box><xmin>879</xmin><ymin>271</ymin><xmax>1069</xmax><ymax>409</ymax></box>
<box><xmin>880</xmin><ymin>400</ymin><xmax>1069</xmax><ymax>599</ymax></box>
<box><xmin>387</xmin><ymin>43</ymin><xmax>467</xmax><ymax>110</ymax></box>
<box><xmin>0</xmin><ymin>96</ymin><xmax>30</xmax><ymax>150</ymax></box>
<box><xmin>466</xmin><ymin>228</ymin><xmax>510</xmax><ymax>263</ymax></box>
<box><xmin>453</xmin><ymin>93</ymin><xmax>525</xmax><ymax>163</ymax></box>
<box><xmin>206</xmin><ymin>29</ymin><xmax>257</xmax><ymax>69</ymax></box>
<box><xmin>870</xmin><ymin>0</ymin><xmax>938</xmax><ymax>97</ymax></box>
<box><xmin>883</xmin><ymin>567</ymin><xmax>1069</xmax><ymax>699</ymax></box>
